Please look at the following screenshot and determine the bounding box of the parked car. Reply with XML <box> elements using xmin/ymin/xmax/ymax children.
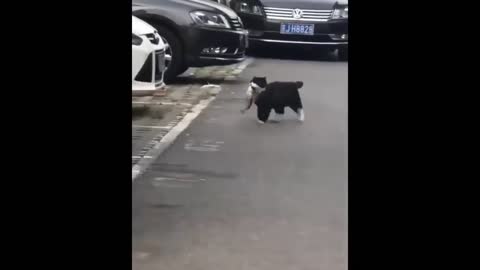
<box><xmin>213</xmin><ymin>0</ymin><xmax>232</xmax><ymax>5</ymax></box>
<box><xmin>133</xmin><ymin>0</ymin><xmax>249</xmax><ymax>83</ymax></box>
<box><xmin>225</xmin><ymin>0</ymin><xmax>348</xmax><ymax>60</ymax></box>
<box><xmin>132</xmin><ymin>16</ymin><xmax>166</xmax><ymax>95</ymax></box>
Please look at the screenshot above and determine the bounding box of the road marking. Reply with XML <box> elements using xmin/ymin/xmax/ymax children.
<box><xmin>154</xmin><ymin>177</ymin><xmax>206</xmax><ymax>183</ymax></box>
<box><xmin>184</xmin><ymin>146</ymin><xmax>220</xmax><ymax>152</ymax></box>
<box><xmin>132</xmin><ymin>125</ymin><xmax>171</xmax><ymax>129</ymax></box>
<box><xmin>133</xmin><ymin>251</ymin><xmax>151</xmax><ymax>260</ymax></box>
<box><xmin>184</xmin><ymin>139</ymin><xmax>223</xmax><ymax>152</ymax></box>
<box><xmin>132</xmin><ymin>101</ymin><xmax>193</xmax><ymax>106</ymax></box>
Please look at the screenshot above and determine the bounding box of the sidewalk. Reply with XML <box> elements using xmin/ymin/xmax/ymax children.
<box><xmin>132</xmin><ymin>60</ymin><xmax>253</xmax><ymax>170</ymax></box>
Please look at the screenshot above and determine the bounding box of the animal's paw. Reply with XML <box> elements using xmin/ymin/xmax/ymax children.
<box><xmin>297</xmin><ymin>109</ymin><xmax>305</xmax><ymax>122</ymax></box>
<box><xmin>257</xmin><ymin>120</ymin><xmax>265</xmax><ymax>124</ymax></box>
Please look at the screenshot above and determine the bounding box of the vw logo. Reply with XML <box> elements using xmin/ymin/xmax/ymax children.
<box><xmin>292</xmin><ymin>9</ymin><xmax>303</xmax><ymax>19</ymax></box>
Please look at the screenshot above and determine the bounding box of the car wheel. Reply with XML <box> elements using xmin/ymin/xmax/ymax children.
<box><xmin>154</xmin><ymin>26</ymin><xmax>184</xmax><ymax>83</ymax></box>
<box><xmin>338</xmin><ymin>48</ymin><xmax>348</xmax><ymax>61</ymax></box>
<box><xmin>177</xmin><ymin>65</ymin><xmax>189</xmax><ymax>76</ymax></box>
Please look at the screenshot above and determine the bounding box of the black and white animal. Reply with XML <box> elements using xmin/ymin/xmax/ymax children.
<box><xmin>241</xmin><ymin>77</ymin><xmax>305</xmax><ymax>124</ymax></box>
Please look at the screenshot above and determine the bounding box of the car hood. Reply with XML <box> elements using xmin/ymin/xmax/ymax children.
<box><xmin>258</xmin><ymin>0</ymin><xmax>346</xmax><ymax>10</ymax></box>
<box><xmin>133</xmin><ymin>0</ymin><xmax>238</xmax><ymax>19</ymax></box>
<box><xmin>132</xmin><ymin>16</ymin><xmax>155</xmax><ymax>35</ymax></box>
<box><xmin>187</xmin><ymin>0</ymin><xmax>238</xmax><ymax>18</ymax></box>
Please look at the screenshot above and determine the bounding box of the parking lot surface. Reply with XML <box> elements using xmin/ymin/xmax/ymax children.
<box><xmin>132</xmin><ymin>49</ymin><xmax>347</xmax><ymax>270</ymax></box>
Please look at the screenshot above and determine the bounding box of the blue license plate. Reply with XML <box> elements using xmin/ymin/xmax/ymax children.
<box><xmin>280</xmin><ymin>23</ymin><xmax>314</xmax><ymax>35</ymax></box>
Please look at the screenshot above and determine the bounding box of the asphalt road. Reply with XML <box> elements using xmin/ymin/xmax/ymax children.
<box><xmin>132</xmin><ymin>48</ymin><xmax>348</xmax><ymax>270</ymax></box>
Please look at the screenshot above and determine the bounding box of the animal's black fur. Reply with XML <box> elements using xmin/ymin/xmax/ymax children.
<box><xmin>252</xmin><ymin>78</ymin><xmax>304</xmax><ymax>122</ymax></box>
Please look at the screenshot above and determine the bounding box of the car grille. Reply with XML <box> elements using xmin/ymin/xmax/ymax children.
<box><xmin>154</xmin><ymin>50</ymin><xmax>164</xmax><ymax>82</ymax></box>
<box><xmin>146</xmin><ymin>33</ymin><xmax>159</xmax><ymax>45</ymax></box>
<box><xmin>135</xmin><ymin>54</ymin><xmax>153</xmax><ymax>83</ymax></box>
<box><xmin>230</xmin><ymin>18</ymin><xmax>244</xmax><ymax>30</ymax></box>
<box><xmin>134</xmin><ymin>50</ymin><xmax>164</xmax><ymax>83</ymax></box>
<box><xmin>264</xmin><ymin>7</ymin><xmax>333</xmax><ymax>22</ymax></box>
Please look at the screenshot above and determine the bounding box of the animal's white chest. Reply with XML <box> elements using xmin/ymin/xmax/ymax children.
<box><xmin>246</xmin><ymin>85</ymin><xmax>253</xmax><ymax>98</ymax></box>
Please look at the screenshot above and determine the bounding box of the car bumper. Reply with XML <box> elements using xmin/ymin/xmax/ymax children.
<box><xmin>132</xmin><ymin>48</ymin><xmax>166</xmax><ymax>93</ymax></box>
<box><xmin>240</xmin><ymin>14</ymin><xmax>348</xmax><ymax>47</ymax></box>
<box><xmin>132</xmin><ymin>82</ymin><xmax>166</xmax><ymax>97</ymax></box>
<box><xmin>183</xmin><ymin>26</ymin><xmax>248</xmax><ymax>67</ymax></box>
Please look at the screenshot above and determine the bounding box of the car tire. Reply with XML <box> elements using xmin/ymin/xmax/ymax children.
<box><xmin>153</xmin><ymin>25</ymin><xmax>184</xmax><ymax>83</ymax></box>
<box><xmin>338</xmin><ymin>48</ymin><xmax>348</xmax><ymax>61</ymax></box>
<box><xmin>177</xmin><ymin>65</ymin><xmax>189</xmax><ymax>76</ymax></box>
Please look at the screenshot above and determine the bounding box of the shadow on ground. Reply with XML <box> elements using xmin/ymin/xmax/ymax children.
<box><xmin>247</xmin><ymin>44</ymin><xmax>342</xmax><ymax>62</ymax></box>
<box><xmin>132</xmin><ymin>106</ymin><xmax>150</xmax><ymax>120</ymax></box>
<box><xmin>170</xmin><ymin>76</ymin><xmax>224</xmax><ymax>85</ymax></box>
<box><xmin>132</xmin><ymin>105</ymin><xmax>172</xmax><ymax>120</ymax></box>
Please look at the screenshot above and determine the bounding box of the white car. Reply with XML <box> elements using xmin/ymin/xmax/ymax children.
<box><xmin>132</xmin><ymin>16</ymin><xmax>166</xmax><ymax>95</ymax></box>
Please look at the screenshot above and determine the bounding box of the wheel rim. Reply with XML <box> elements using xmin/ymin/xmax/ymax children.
<box><xmin>161</xmin><ymin>37</ymin><xmax>173</xmax><ymax>72</ymax></box>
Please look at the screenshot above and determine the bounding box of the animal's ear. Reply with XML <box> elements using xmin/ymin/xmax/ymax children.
<box><xmin>296</xmin><ymin>81</ymin><xmax>304</xmax><ymax>88</ymax></box>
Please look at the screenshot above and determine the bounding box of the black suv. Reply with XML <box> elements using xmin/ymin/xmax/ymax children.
<box><xmin>221</xmin><ymin>0</ymin><xmax>348</xmax><ymax>60</ymax></box>
<box><xmin>133</xmin><ymin>0</ymin><xmax>249</xmax><ymax>82</ymax></box>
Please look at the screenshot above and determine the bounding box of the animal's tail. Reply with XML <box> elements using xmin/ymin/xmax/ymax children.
<box><xmin>296</xmin><ymin>81</ymin><xmax>304</xmax><ymax>89</ymax></box>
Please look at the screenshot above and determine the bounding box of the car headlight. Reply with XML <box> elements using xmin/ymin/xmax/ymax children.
<box><xmin>132</xmin><ymin>33</ymin><xmax>143</xmax><ymax>46</ymax></box>
<box><xmin>190</xmin><ymin>11</ymin><xmax>231</xmax><ymax>29</ymax></box>
<box><xmin>332</xmin><ymin>6</ymin><xmax>348</xmax><ymax>19</ymax></box>
<box><xmin>234</xmin><ymin>1</ymin><xmax>263</xmax><ymax>15</ymax></box>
